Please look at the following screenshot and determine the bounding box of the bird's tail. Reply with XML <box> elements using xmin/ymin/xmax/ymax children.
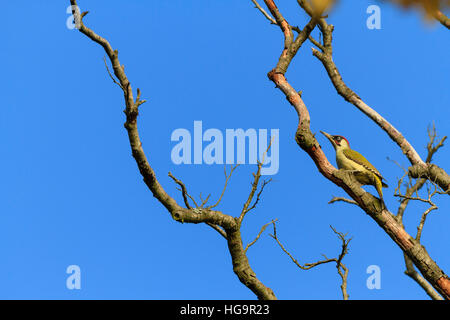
<box><xmin>375</xmin><ymin>177</ymin><xmax>386</xmax><ymax>209</ymax></box>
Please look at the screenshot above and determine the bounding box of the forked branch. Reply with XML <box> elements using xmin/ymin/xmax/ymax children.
<box><xmin>305</xmin><ymin>7</ymin><xmax>450</xmax><ymax>194</ymax></box>
<box><xmin>270</xmin><ymin>222</ymin><xmax>351</xmax><ymax>300</ymax></box>
<box><xmin>70</xmin><ymin>0</ymin><xmax>276</xmax><ymax>300</ymax></box>
<box><xmin>394</xmin><ymin>128</ymin><xmax>447</xmax><ymax>299</ymax></box>
<box><xmin>254</xmin><ymin>0</ymin><xmax>450</xmax><ymax>299</ymax></box>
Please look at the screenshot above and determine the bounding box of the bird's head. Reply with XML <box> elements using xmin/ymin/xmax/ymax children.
<box><xmin>320</xmin><ymin>131</ymin><xmax>350</xmax><ymax>151</ymax></box>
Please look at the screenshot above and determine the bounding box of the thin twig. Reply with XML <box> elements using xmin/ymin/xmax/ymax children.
<box><xmin>207</xmin><ymin>164</ymin><xmax>240</xmax><ymax>209</ymax></box>
<box><xmin>239</xmin><ymin>138</ymin><xmax>274</xmax><ymax>222</ymax></box>
<box><xmin>168</xmin><ymin>172</ymin><xmax>196</xmax><ymax>209</ymax></box>
<box><xmin>328</xmin><ymin>196</ymin><xmax>358</xmax><ymax>206</ymax></box>
<box><xmin>270</xmin><ymin>222</ymin><xmax>351</xmax><ymax>299</ymax></box>
<box><xmin>416</xmin><ymin>204</ymin><xmax>438</xmax><ymax>242</ymax></box>
<box><xmin>199</xmin><ymin>193</ymin><xmax>211</xmax><ymax>208</ymax></box>
<box><xmin>207</xmin><ymin>223</ymin><xmax>227</xmax><ymax>239</ymax></box>
<box><xmin>103</xmin><ymin>56</ymin><xmax>124</xmax><ymax>90</ymax></box>
<box><xmin>244</xmin><ymin>219</ymin><xmax>278</xmax><ymax>253</ymax></box>
<box><xmin>251</xmin><ymin>0</ymin><xmax>277</xmax><ymax>25</ymax></box>
<box><xmin>393</xmin><ymin>127</ymin><xmax>446</xmax><ymax>299</ymax></box>
<box><xmin>308</xmin><ymin>34</ymin><xmax>325</xmax><ymax>51</ymax></box>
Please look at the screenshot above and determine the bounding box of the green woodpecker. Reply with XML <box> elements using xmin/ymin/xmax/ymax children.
<box><xmin>320</xmin><ymin>131</ymin><xmax>388</xmax><ymax>204</ymax></box>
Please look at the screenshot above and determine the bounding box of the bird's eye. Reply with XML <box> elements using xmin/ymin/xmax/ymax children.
<box><xmin>334</xmin><ymin>136</ymin><xmax>341</xmax><ymax>142</ymax></box>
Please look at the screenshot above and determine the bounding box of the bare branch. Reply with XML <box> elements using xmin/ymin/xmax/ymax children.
<box><xmin>404</xmin><ymin>255</ymin><xmax>444</xmax><ymax>300</ymax></box>
<box><xmin>263</xmin><ymin>0</ymin><xmax>318</xmax><ymax>74</ymax></box>
<box><xmin>270</xmin><ymin>222</ymin><xmax>351</xmax><ymax>299</ymax></box>
<box><xmin>306</xmin><ymin>10</ymin><xmax>450</xmax><ymax>194</ymax></box>
<box><xmin>199</xmin><ymin>193</ymin><xmax>211</xmax><ymax>208</ymax></box>
<box><xmin>206</xmin><ymin>223</ymin><xmax>227</xmax><ymax>240</ymax></box>
<box><xmin>393</xmin><ymin>127</ymin><xmax>448</xmax><ymax>299</ymax></box>
<box><xmin>103</xmin><ymin>56</ymin><xmax>124</xmax><ymax>90</ymax></box>
<box><xmin>328</xmin><ymin>196</ymin><xmax>358</xmax><ymax>206</ymax></box>
<box><xmin>426</xmin><ymin>123</ymin><xmax>447</xmax><ymax>163</ymax></box>
<box><xmin>240</xmin><ymin>162</ymin><xmax>264</xmax><ymax>223</ymax></box>
<box><xmin>270</xmin><ymin>222</ymin><xmax>335</xmax><ymax>270</ymax></box>
<box><xmin>260</xmin><ymin>1</ymin><xmax>450</xmax><ymax>299</ymax></box>
<box><xmin>330</xmin><ymin>226</ymin><xmax>351</xmax><ymax>300</ymax></box>
<box><xmin>207</xmin><ymin>164</ymin><xmax>239</xmax><ymax>209</ymax></box>
<box><xmin>240</xmin><ymin>139</ymin><xmax>274</xmax><ymax>222</ymax></box>
<box><xmin>168</xmin><ymin>172</ymin><xmax>195</xmax><ymax>209</ymax></box>
<box><xmin>309</xmin><ymin>20</ymin><xmax>424</xmax><ymax>167</ymax></box>
<box><xmin>434</xmin><ymin>10</ymin><xmax>450</xmax><ymax>29</ymax></box>
<box><xmin>308</xmin><ymin>34</ymin><xmax>325</xmax><ymax>51</ymax></box>
<box><xmin>246</xmin><ymin>178</ymin><xmax>272</xmax><ymax>214</ymax></box>
<box><xmin>71</xmin><ymin>0</ymin><xmax>277</xmax><ymax>300</ymax></box>
<box><xmin>397</xmin><ymin>177</ymin><xmax>443</xmax><ymax>300</ymax></box>
<box><xmin>416</xmin><ymin>203</ymin><xmax>438</xmax><ymax>242</ymax></box>
<box><xmin>244</xmin><ymin>219</ymin><xmax>278</xmax><ymax>253</ymax></box>
<box><xmin>395</xmin><ymin>175</ymin><xmax>426</xmax><ymax>223</ymax></box>
<box><xmin>251</xmin><ymin>0</ymin><xmax>277</xmax><ymax>25</ymax></box>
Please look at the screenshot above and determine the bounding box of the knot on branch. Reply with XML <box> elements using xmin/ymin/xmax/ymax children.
<box><xmin>172</xmin><ymin>210</ymin><xmax>185</xmax><ymax>223</ymax></box>
<box><xmin>267</xmin><ymin>69</ymin><xmax>285</xmax><ymax>81</ymax></box>
<box><xmin>123</xmin><ymin>120</ymin><xmax>135</xmax><ymax>131</ymax></box>
<box><xmin>295</xmin><ymin>127</ymin><xmax>316</xmax><ymax>151</ymax></box>
<box><xmin>408</xmin><ymin>164</ymin><xmax>428</xmax><ymax>179</ymax></box>
<box><xmin>409</xmin><ymin>164</ymin><xmax>450</xmax><ymax>193</ymax></box>
<box><xmin>125</xmin><ymin>108</ymin><xmax>139</xmax><ymax>123</ymax></box>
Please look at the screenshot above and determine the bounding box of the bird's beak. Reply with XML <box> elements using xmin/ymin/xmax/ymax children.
<box><xmin>320</xmin><ymin>130</ymin><xmax>337</xmax><ymax>149</ymax></box>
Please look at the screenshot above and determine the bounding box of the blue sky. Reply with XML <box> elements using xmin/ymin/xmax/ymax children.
<box><xmin>1</xmin><ymin>1</ymin><xmax>449</xmax><ymax>299</ymax></box>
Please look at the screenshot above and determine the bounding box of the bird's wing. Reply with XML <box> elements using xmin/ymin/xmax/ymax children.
<box><xmin>343</xmin><ymin>149</ymin><xmax>386</xmax><ymax>182</ymax></box>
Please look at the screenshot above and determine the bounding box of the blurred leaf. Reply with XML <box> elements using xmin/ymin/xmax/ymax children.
<box><xmin>389</xmin><ymin>0</ymin><xmax>450</xmax><ymax>19</ymax></box>
<box><xmin>308</xmin><ymin>0</ymin><xmax>336</xmax><ymax>16</ymax></box>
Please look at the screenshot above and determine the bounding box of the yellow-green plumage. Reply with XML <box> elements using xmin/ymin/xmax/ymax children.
<box><xmin>320</xmin><ymin>131</ymin><xmax>388</xmax><ymax>204</ymax></box>
<box><xmin>341</xmin><ymin>149</ymin><xmax>387</xmax><ymax>201</ymax></box>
